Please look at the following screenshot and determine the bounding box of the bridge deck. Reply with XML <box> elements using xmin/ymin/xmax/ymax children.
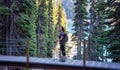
<box><xmin>0</xmin><ymin>56</ymin><xmax>120</xmax><ymax>70</ymax></box>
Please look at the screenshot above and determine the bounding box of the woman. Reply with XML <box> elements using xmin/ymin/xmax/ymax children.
<box><xmin>58</xmin><ymin>26</ymin><xmax>66</xmax><ymax>61</ymax></box>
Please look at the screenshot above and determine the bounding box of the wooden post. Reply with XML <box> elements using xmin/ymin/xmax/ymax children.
<box><xmin>88</xmin><ymin>36</ymin><xmax>91</xmax><ymax>60</ymax></box>
<box><xmin>83</xmin><ymin>39</ymin><xmax>86</xmax><ymax>70</ymax></box>
<box><xmin>26</xmin><ymin>38</ymin><xmax>30</xmax><ymax>68</ymax></box>
<box><xmin>36</xmin><ymin>34</ymin><xmax>39</xmax><ymax>57</ymax></box>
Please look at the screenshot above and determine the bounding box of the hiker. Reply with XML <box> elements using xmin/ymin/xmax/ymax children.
<box><xmin>58</xmin><ymin>26</ymin><xmax>68</xmax><ymax>61</ymax></box>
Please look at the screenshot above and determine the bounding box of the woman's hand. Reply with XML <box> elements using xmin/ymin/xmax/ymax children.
<box><xmin>54</xmin><ymin>39</ymin><xmax>58</xmax><ymax>43</ymax></box>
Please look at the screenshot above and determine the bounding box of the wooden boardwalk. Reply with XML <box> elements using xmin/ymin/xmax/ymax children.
<box><xmin>0</xmin><ymin>56</ymin><xmax>120</xmax><ymax>70</ymax></box>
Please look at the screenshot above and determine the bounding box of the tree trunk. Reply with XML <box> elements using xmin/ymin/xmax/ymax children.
<box><xmin>89</xmin><ymin>5</ymin><xmax>96</xmax><ymax>60</ymax></box>
<box><xmin>5</xmin><ymin>0</ymin><xmax>16</xmax><ymax>56</ymax></box>
<box><xmin>77</xmin><ymin>20</ymin><xmax>82</xmax><ymax>60</ymax></box>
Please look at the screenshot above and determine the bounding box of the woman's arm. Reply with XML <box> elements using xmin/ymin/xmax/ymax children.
<box><xmin>55</xmin><ymin>36</ymin><xmax>63</xmax><ymax>43</ymax></box>
<box><xmin>59</xmin><ymin>36</ymin><xmax>64</xmax><ymax>41</ymax></box>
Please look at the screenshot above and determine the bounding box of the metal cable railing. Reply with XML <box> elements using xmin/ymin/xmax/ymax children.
<box><xmin>0</xmin><ymin>37</ymin><xmax>120</xmax><ymax>69</ymax></box>
<box><xmin>0</xmin><ymin>37</ymin><xmax>120</xmax><ymax>59</ymax></box>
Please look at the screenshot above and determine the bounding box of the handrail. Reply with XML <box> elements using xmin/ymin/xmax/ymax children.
<box><xmin>0</xmin><ymin>37</ymin><xmax>26</xmax><ymax>40</ymax></box>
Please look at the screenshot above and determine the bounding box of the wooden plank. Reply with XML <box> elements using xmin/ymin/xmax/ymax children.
<box><xmin>0</xmin><ymin>56</ymin><xmax>120</xmax><ymax>70</ymax></box>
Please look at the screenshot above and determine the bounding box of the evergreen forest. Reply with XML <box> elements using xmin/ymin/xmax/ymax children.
<box><xmin>0</xmin><ymin>0</ymin><xmax>120</xmax><ymax>63</ymax></box>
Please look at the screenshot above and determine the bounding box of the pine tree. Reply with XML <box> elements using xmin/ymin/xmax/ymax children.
<box><xmin>104</xmin><ymin>0</ymin><xmax>120</xmax><ymax>62</ymax></box>
<box><xmin>92</xmin><ymin>0</ymin><xmax>120</xmax><ymax>62</ymax></box>
<box><xmin>0</xmin><ymin>0</ymin><xmax>10</xmax><ymax>55</ymax></box>
<box><xmin>93</xmin><ymin>0</ymin><xmax>109</xmax><ymax>61</ymax></box>
<box><xmin>47</xmin><ymin>0</ymin><xmax>55</xmax><ymax>57</ymax></box>
<box><xmin>57</xmin><ymin>0</ymin><xmax>63</xmax><ymax>26</ymax></box>
<box><xmin>37</xmin><ymin>0</ymin><xmax>49</xmax><ymax>57</ymax></box>
<box><xmin>73</xmin><ymin>0</ymin><xmax>88</xmax><ymax>60</ymax></box>
<box><xmin>15</xmin><ymin>0</ymin><xmax>37</xmax><ymax>56</ymax></box>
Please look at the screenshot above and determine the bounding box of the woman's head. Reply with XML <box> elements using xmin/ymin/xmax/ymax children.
<box><xmin>59</xmin><ymin>26</ymin><xmax>65</xmax><ymax>32</ymax></box>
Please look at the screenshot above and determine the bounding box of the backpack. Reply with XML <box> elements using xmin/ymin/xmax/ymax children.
<box><xmin>64</xmin><ymin>33</ymin><xmax>68</xmax><ymax>42</ymax></box>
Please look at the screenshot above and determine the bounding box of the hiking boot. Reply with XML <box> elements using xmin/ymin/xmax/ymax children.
<box><xmin>60</xmin><ymin>56</ymin><xmax>66</xmax><ymax>62</ymax></box>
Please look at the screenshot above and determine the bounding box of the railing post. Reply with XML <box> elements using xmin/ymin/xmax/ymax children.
<box><xmin>83</xmin><ymin>39</ymin><xmax>86</xmax><ymax>70</ymax></box>
<box><xmin>36</xmin><ymin>34</ymin><xmax>39</xmax><ymax>57</ymax></box>
<box><xmin>88</xmin><ymin>36</ymin><xmax>91</xmax><ymax>60</ymax></box>
<box><xmin>26</xmin><ymin>38</ymin><xmax>30</xmax><ymax>68</ymax></box>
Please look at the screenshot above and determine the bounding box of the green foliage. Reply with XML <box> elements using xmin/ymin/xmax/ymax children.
<box><xmin>36</xmin><ymin>0</ymin><xmax>57</xmax><ymax>57</ymax></box>
<box><xmin>94</xmin><ymin>31</ymin><xmax>109</xmax><ymax>44</ymax></box>
<box><xmin>108</xmin><ymin>40</ymin><xmax>120</xmax><ymax>62</ymax></box>
<box><xmin>73</xmin><ymin>0</ymin><xmax>88</xmax><ymax>59</ymax></box>
<box><xmin>15</xmin><ymin>0</ymin><xmax>37</xmax><ymax>56</ymax></box>
<box><xmin>93</xmin><ymin>0</ymin><xmax>120</xmax><ymax>62</ymax></box>
<box><xmin>0</xmin><ymin>0</ymin><xmax>68</xmax><ymax>58</ymax></box>
<box><xmin>104</xmin><ymin>0</ymin><xmax>120</xmax><ymax>62</ymax></box>
<box><xmin>0</xmin><ymin>6</ymin><xmax>10</xmax><ymax>15</ymax></box>
<box><xmin>16</xmin><ymin>1</ymin><xmax>36</xmax><ymax>37</ymax></box>
<box><xmin>46</xmin><ymin>0</ymin><xmax>54</xmax><ymax>57</ymax></box>
<box><xmin>94</xmin><ymin>2</ymin><xmax>107</xmax><ymax>11</ymax></box>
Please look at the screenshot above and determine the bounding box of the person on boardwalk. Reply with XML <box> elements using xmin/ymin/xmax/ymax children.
<box><xmin>58</xmin><ymin>26</ymin><xmax>68</xmax><ymax>62</ymax></box>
